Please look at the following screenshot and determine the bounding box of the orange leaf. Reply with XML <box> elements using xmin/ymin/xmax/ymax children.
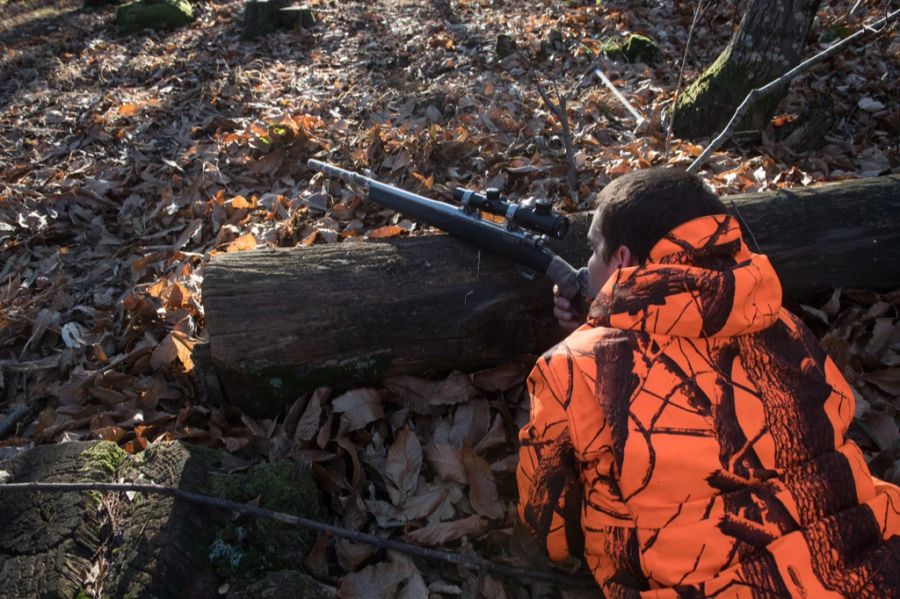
<box><xmin>225</xmin><ymin>232</ymin><xmax>257</xmax><ymax>252</ymax></box>
<box><xmin>118</xmin><ymin>103</ymin><xmax>141</xmax><ymax>116</ymax></box>
<box><xmin>150</xmin><ymin>332</ymin><xmax>196</xmax><ymax>372</ymax></box>
<box><xmin>368</xmin><ymin>225</ymin><xmax>406</xmax><ymax>239</ymax></box>
<box><xmin>300</xmin><ymin>230</ymin><xmax>318</xmax><ymax>246</ymax></box>
<box><xmin>230</xmin><ymin>195</ymin><xmax>253</xmax><ymax>209</ymax></box>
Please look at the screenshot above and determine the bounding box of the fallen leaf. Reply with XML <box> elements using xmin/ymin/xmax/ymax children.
<box><xmin>225</xmin><ymin>232</ymin><xmax>257</xmax><ymax>252</ymax></box>
<box><xmin>425</xmin><ymin>443</ymin><xmax>467</xmax><ymax>484</ymax></box>
<box><xmin>384</xmin><ymin>427</ymin><xmax>423</xmax><ymax>506</ymax></box>
<box><xmin>294</xmin><ymin>387</ymin><xmax>328</xmax><ymax>442</ymax></box>
<box><xmin>461</xmin><ymin>446</ymin><xmax>505</xmax><ymax>520</ymax></box>
<box><xmin>368</xmin><ymin>225</ymin><xmax>406</xmax><ymax>239</ymax></box>
<box><xmin>857</xmin><ymin>412</ymin><xmax>900</xmax><ymax>451</ymax></box>
<box><xmin>402</xmin><ymin>515</ymin><xmax>488</xmax><ymax>546</ymax></box>
<box><xmin>150</xmin><ymin>332</ymin><xmax>196</xmax><ymax>371</ymax></box>
<box><xmin>333</xmin><ymin>388</ymin><xmax>383</xmax><ymax>431</ymax></box>
<box><xmin>471</xmin><ymin>361</ymin><xmax>528</xmax><ymax>392</ymax></box>
<box><xmin>865</xmin><ymin>368</ymin><xmax>900</xmax><ymax>395</ymax></box>
<box><xmin>385</xmin><ymin>371</ymin><xmax>478</xmax><ymax>414</ymax></box>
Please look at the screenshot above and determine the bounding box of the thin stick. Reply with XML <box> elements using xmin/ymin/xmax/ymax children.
<box><xmin>0</xmin><ymin>355</ymin><xmax>60</xmax><ymax>372</ymax></box>
<box><xmin>666</xmin><ymin>0</ymin><xmax>706</xmax><ymax>158</ymax></box>
<box><xmin>0</xmin><ymin>481</ymin><xmax>596</xmax><ymax>589</ymax></box>
<box><xmin>592</xmin><ymin>66</ymin><xmax>645</xmax><ymax>125</ymax></box>
<box><xmin>533</xmin><ymin>77</ymin><xmax>579</xmax><ymax>206</ymax></box>
<box><xmin>687</xmin><ymin>8</ymin><xmax>899</xmax><ymax>174</ymax></box>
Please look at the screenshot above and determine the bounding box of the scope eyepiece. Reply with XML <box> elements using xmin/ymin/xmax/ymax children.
<box><xmin>452</xmin><ymin>187</ymin><xmax>569</xmax><ymax>239</ymax></box>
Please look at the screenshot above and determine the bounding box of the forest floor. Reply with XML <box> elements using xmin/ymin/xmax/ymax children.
<box><xmin>0</xmin><ymin>0</ymin><xmax>898</xmax><ymax>596</ymax></box>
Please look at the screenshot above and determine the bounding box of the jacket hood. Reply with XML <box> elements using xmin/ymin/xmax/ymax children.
<box><xmin>587</xmin><ymin>214</ymin><xmax>782</xmax><ymax>338</ymax></box>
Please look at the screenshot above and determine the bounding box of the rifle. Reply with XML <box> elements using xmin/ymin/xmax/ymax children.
<box><xmin>307</xmin><ymin>159</ymin><xmax>588</xmax><ymax>318</ymax></box>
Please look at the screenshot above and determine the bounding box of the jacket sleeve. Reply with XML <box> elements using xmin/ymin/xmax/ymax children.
<box><xmin>516</xmin><ymin>349</ymin><xmax>585</xmax><ymax>564</ymax></box>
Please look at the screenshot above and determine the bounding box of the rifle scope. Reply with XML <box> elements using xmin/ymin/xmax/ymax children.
<box><xmin>452</xmin><ymin>188</ymin><xmax>569</xmax><ymax>239</ymax></box>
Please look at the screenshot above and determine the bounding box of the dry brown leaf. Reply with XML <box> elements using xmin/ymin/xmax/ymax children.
<box><xmin>150</xmin><ymin>332</ymin><xmax>196</xmax><ymax>371</ymax></box>
<box><xmin>474</xmin><ymin>414</ymin><xmax>508</xmax><ymax>454</ymax></box>
<box><xmin>402</xmin><ymin>515</ymin><xmax>488</xmax><ymax>546</ymax></box>
<box><xmin>338</xmin><ymin>555</ymin><xmax>413</xmax><ymax>599</ymax></box>
<box><xmin>385</xmin><ymin>426</ymin><xmax>422</xmax><ymax>506</ymax></box>
<box><xmin>368</xmin><ymin>225</ymin><xmax>406</xmax><ymax>239</ymax></box>
<box><xmin>449</xmin><ymin>399</ymin><xmax>491</xmax><ymax>447</ymax></box>
<box><xmin>864</xmin><ymin>368</ymin><xmax>900</xmax><ymax>395</ymax></box>
<box><xmin>471</xmin><ymin>361</ymin><xmax>528</xmax><ymax>392</ymax></box>
<box><xmin>385</xmin><ymin>371</ymin><xmax>478</xmax><ymax>415</ymax></box>
<box><xmin>425</xmin><ymin>442</ymin><xmax>467</xmax><ymax>484</ymax></box>
<box><xmin>294</xmin><ymin>387</ymin><xmax>328</xmax><ymax>442</ymax></box>
<box><xmin>461</xmin><ymin>446</ymin><xmax>505</xmax><ymax>520</ymax></box>
<box><xmin>335</xmin><ymin>540</ymin><xmax>375</xmax><ymax>572</ymax></box>
<box><xmin>401</xmin><ymin>487</ymin><xmax>449</xmax><ymax>521</ymax></box>
<box><xmin>118</xmin><ymin>103</ymin><xmax>141</xmax><ymax>116</ymax></box>
<box><xmin>225</xmin><ymin>232</ymin><xmax>257</xmax><ymax>252</ymax></box>
<box><xmin>333</xmin><ymin>388</ymin><xmax>383</xmax><ymax>432</ymax></box>
<box><xmin>859</xmin><ymin>412</ymin><xmax>900</xmax><ymax>451</ymax></box>
<box><xmin>303</xmin><ymin>533</ymin><xmax>330</xmax><ymax>579</ymax></box>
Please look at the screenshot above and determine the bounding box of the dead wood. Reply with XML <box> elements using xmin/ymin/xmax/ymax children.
<box><xmin>203</xmin><ymin>175</ymin><xmax>900</xmax><ymax>416</ymax></box>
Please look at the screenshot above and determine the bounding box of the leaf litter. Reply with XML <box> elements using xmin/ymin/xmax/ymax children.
<box><xmin>0</xmin><ymin>0</ymin><xmax>897</xmax><ymax>595</ymax></box>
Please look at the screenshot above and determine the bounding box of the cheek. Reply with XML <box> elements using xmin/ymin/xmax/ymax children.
<box><xmin>586</xmin><ymin>254</ymin><xmax>611</xmax><ymax>297</ymax></box>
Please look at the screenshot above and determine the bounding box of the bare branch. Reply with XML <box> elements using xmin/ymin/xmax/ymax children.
<box><xmin>688</xmin><ymin>8</ymin><xmax>899</xmax><ymax>174</ymax></box>
<box><xmin>591</xmin><ymin>66</ymin><xmax>645</xmax><ymax>126</ymax></box>
<box><xmin>0</xmin><ymin>480</ymin><xmax>596</xmax><ymax>589</ymax></box>
<box><xmin>533</xmin><ymin>76</ymin><xmax>579</xmax><ymax>206</ymax></box>
<box><xmin>666</xmin><ymin>0</ymin><xmax>707</xmax><ymax>158</ymax></box>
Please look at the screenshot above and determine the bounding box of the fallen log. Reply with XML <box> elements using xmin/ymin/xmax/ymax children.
<box><xmin>203</xmin><ymin>175</ymin><xmax>900</xmax><ymax>416</ymax></box>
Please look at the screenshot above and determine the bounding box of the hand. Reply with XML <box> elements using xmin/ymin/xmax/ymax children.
<box><xmin>553</xmin><ymin>285</ymin><xmax>584</xmax><ymax>332</ymax></box>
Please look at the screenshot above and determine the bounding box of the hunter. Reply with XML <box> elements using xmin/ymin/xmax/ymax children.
<box><xmin>516</xmin><ymin>168</ymin><xmax>899</xmax><ymax>598</ymax></box>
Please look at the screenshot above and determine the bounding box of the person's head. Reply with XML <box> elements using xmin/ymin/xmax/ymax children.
<box><xmin>586</xmin><ymin>168</ymin><xmax>726</xmax><ymax>297</ymax></box>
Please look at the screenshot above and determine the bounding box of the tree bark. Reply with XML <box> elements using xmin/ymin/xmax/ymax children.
<box><xmin>202</xmin><ymin>175</ymin><xmax>900</xmax><ymax>416</ymax></box>
<box><xmin>672</xmin><ymin>0</ymin><xmax>821</xmax><ymax>139</ymax></box>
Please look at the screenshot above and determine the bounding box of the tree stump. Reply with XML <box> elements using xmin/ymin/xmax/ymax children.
<box><xmin>243</xmin><ymin>0</ymin><xmax>315</xmax><ymax>39</ymax></box>
<box><xmin>672</xmin><ymin>0</ymin><xmax>821</xmax><ymax>139</ymax></box>
<box><xmin>203</xmin><ymin>175</ymin><xmax>900</xmax><ymax>416</ymax></box>
<box><xmin>0</xmin><ymin>441</ymin><xmax>326</xmax><ymax>598</ymax></box>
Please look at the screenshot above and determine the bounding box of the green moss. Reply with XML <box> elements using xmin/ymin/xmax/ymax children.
<box><xmin>116</xmin><ymin>0</ymin><xmax>193</xmax><ymax>33</ymax></box>
<box><xmin>234</xmin><ymin>351</ymin><xmax>392</xmax><ymax>417</ymax></box>
<box><xmin>602</xmin><ymin>34</ymin><xmax>660</xmax><ymax>64</ymax></box>
<box><xmin>672</xmin><ymin>44</ymin><xmax>780</xmax><ymax>138</ymax></box>
<box><xmin>205</xmin><ymin>461</ymin><xmax>325</xmax><ymax>583</ymax></box>
<box><xmin>80</xmin><ymin>441</ymin><xmax>127</xmax><ymax>480</ymax></box>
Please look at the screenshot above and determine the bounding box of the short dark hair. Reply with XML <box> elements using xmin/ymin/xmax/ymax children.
<box><xmin>594</xmin><ymin>168</ymin><xmax>726</xmax><ymax>264</ymax></box>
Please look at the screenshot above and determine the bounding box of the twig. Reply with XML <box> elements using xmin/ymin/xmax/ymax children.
<box><xmin>687</xmin><ymin>8</ymin><xmax>900</xmax><ymax>174</ymax></box>
<box><xmin>532</xmin><ymin>76</ymin><xmax>579</xmax><ymax>206</ymax></box>
<box><xmin>592</xmin><ymin>66</ymin><xmax>645</xmax><ymax>125</ymax></box>
<box><xmin>0</xmin><ymin>355</ymin><xmax>60</xmax><ymax>373</ymax></box>
<box><xmin>0</xmin><ymin>481</ymin><xmax>596</xmax><ymax>589</ymax></box>
<box><xmin>666</xmin><ymin>0</ymin><xmax>706</xmax><ymax>158</ymax></box>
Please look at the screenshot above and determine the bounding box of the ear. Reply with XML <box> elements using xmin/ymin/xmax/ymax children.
<box><xmin>613</xmin><ymin>245</ymin><xmax>637</xmax><ymax>268</ymax></box>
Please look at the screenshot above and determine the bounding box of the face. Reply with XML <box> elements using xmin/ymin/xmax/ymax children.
<box><xmin>586</xmin><ymin>210</ymin><xmax>636</xmax><ymax>299</ymax></box>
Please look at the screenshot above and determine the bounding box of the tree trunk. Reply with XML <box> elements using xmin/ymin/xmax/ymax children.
<box><xmin>202</xmin><ymin>175</ymin><xmax>900</xmax><ymax>416</ymax></box>
<box><xmin>672</xmin><ymin>0</ymin><xmax>821</xmax><ymax>139</ymax></box>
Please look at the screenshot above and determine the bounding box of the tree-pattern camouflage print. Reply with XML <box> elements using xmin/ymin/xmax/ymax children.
<box><xmin>517</xmin><ymin>215</ymin><xmax>899</xmax><ymax>598</ymax></box>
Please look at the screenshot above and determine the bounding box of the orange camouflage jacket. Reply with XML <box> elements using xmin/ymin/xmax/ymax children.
<box><xmin>517</xmin><ymin>214</ymin><xmax>899</xmax><ymax>598</ymax></box>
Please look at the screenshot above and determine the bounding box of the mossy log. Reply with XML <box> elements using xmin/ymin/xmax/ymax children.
<box><xmin>0</xmin><ymin>441</ymin><xmax>326</xmax><ymax>598</ymax></box>
<box><xmin>672</xmin><ymin>0</ymin><xmax>821</xmax><ymax>139</ymax></box>
<box><xmin>202</xmin><ymin>176</ymin><xmax>900</xmax><ymax>416</ymax></box>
